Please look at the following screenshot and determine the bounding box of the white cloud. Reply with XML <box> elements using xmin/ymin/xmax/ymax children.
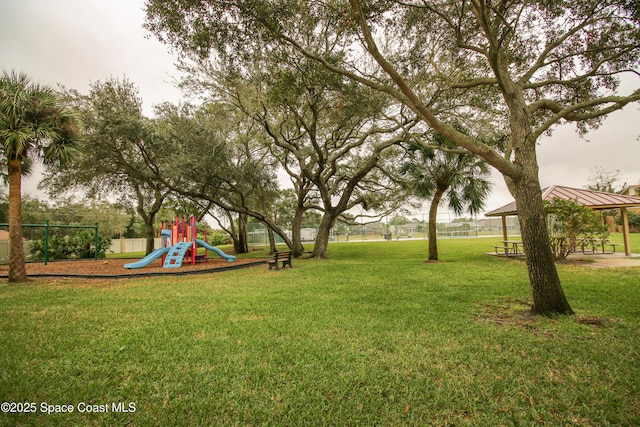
<box><xmin>0</xmin><ymin>0</ymin><xmax>183</xmax><ymax>115</ymax></box>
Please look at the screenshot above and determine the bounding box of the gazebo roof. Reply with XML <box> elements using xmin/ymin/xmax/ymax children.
<box><xmin>485</xmin><ymin>185</ymin><xmax>640</xmax><ymax>217</ymax></box>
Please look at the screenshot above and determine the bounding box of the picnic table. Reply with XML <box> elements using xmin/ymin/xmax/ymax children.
<box><xmin>575</xmin><ymin>238</ymin><xmax>617</xmax><ymax>254</ymax></box>
<box><xmin>493</xmin><ymin>240</ymin><xmax>524</xmax><ymax>256</ymax></box>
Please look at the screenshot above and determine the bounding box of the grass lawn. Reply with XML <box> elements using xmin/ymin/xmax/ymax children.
<box><xmin>1</xmin><ymin>237</ymin><xmax>638</xmax><ymax>426</ymax></box>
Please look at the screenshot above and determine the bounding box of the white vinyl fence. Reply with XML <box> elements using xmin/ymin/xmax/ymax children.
<box><xmin>0</xmin><ymin>241</ymin><xmax>30</xmax><ymax>262</ymax></box>
<box><xmin>109</xmin><ymin>238</ymin><xmax>162</xmax><ymax>254</ymax></box>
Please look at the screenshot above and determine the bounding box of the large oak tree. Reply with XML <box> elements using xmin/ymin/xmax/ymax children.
<box><xmin>41</xmin><ymin>78</ymin><xmax>170</xmax><ymax>255</ymax></box>
<box><xmin>219</xmin><ymin>59</ymin><xmax>413</xmax><ymax>258</ymax></box>
<box><xmin>151</xmin><ymin>101</ymin><xmax>287</xmax><ymax>254</ymax></box>
<box><xmin>174</xmin><ymin>30</ymin><xmax>413</xmax><ymax>258</ymax></box>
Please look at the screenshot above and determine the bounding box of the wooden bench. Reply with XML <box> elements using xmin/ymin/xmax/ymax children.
<box><xmin>267</xmin><ymin>251</ymin><xmax>293</xmax><ymax>270</ymax></box>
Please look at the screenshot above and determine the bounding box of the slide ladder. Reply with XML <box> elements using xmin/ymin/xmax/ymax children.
<box><xmin>163</xmin><ymin>242</ymin><xmax>193</xmax><ymax>268</ymax></box>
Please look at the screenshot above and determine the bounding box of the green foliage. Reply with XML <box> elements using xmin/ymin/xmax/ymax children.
<box><xmin>400</xmin><ymin>133</ymin><xmax>492</xmax><ymax>216</ymax></box>
<box><xmin>7</xmin><ymin>195</ymin><xmax>132</xmax><ymax>238</ymax></box>
<box><xmin>40</xmin><ymin>77</ymin><xmax>172</xmax><ymax>248</ymax></box>
<box><xmin>616</xmin><ymin>211</ymin><xmax>640</xmax><ymax>229</ymax></box>
<box><xmin>17</xmin><ymin>195</ymin><xmax>51</xmax><ymax>225</ymax></box>
<box><xmin>0</xmin><ymin>70</ymin><xmax>82</xmax><ymax>163</ymax></box>
<box><xmin>28</xmin><ymin>230</ymin><xmax>111</xmax><ymax>261</ymax></box>
<box><xmin>208</xmin><ymin>230</ymin><xmax>230</xmax><ymax>246</ymax></box>
<box><xmin>544</xmin><ymin>198</ymin><xmax>609</xmax><ymax>259</ymax></box>
<box><xmin>271</xmin><ymin>189</ymin><xmax>297</xmax><ymax>228</ymax></box>
<box><xmin>628</xmin><ymin>212</ymin><xmax>640</xmax><ymax>229</ymax></box>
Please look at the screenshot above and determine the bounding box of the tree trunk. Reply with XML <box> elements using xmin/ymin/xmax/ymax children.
<box><xmin>234</xmin><ymin>213</ymin><xmax>249</xmax><ymax>254</ymax></box>
<box><xmin>134</xmin><ymin>188</ymin><xmax>166</xmax><ymax>255</ymax></box>
<box><xmin>427</xmin><ymin>189</ymin><xmax>445</xmax><ymax>261</ymax></box>
<box><xmin>8</xmin><ymin>158</ymin><xmax>28</xmax><ymax>282</ymax></box>
<box><xmin>312</xmin><ymin>212</ymin><xmax>335</xmax><ymax>258</ymax></box>
<box><xmin>265</xmin><ymin>227</ymin><xmax>276</xmax><ymax>254</ymax></box>
<box><xmin>144</xmin><ymin>220</ymin><xmax>156</xmax><ymax>255</ymax></box>
<box><xmin>140</xmin><ymin>207</ymin><xmax>158</xmax><ymax>255</ymax></box>
<box><xmin>290</xmin><ymin>206</ymin><xmax>305</xmax><ymax>257</ymax></box>
<box><xmin>512</xmin><ymin>177</ymin><xmax>574</xmax><ymax>315</ymax></box>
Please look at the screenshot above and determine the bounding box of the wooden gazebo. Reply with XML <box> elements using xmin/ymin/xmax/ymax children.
<box><xmin>485</xmin><ymin>185</ymin><xmax>640</xmax><ymax>255</ymax></box>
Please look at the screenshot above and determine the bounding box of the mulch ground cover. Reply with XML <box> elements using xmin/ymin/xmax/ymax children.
<box><xmin>0</xmin><ymin>257</ymin><xmax>267</xmax><ymax>279</ymax></box>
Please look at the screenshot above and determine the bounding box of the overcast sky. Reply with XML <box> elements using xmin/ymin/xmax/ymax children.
<box><xmin>2</xmin><ymin>0</ymin><xmax>639</xmax><ymax>216</ymax></box>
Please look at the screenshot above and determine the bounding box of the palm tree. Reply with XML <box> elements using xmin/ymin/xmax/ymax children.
<box><xmin>0</xmin><ymin>70</ymin><xmax>82</xmax><ymax>282</ymax></box>
<box><xmin>400</xmin><ymin>133</ymin><xmax>491</xmax><ymax>261</ymax></box>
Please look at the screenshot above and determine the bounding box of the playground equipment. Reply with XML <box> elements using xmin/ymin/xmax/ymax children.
<box><xmin>124</xmin><ymin>216</ymin><xmax>235</xmax><ymax>269</ymax></box>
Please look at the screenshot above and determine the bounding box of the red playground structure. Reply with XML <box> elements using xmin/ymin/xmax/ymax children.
<box><xmin>161</xmin><ymin>216</ymin><xmax>206</xmax><ymax>266</ymax></box>
<box><xmin>124</xmin><ymin>215</ymin><xmax>235</xmax><ymax>269</ymax></box>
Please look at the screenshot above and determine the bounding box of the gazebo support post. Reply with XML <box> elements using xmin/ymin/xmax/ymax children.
<box><xmin>501</xmin><ymin>216</ymin><xmax>508</xmax><ymax>242</ymax></box>
<box><xmin>621</xmin><ymin>207</ymin><xmax>631</xmax><ymax>256</ymax></box>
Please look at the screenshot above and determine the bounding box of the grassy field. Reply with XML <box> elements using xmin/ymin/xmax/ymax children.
<box><xmin>1</xmin><ymin>237</ymin><xmax>638</xmax><ymax>426</ymax></box>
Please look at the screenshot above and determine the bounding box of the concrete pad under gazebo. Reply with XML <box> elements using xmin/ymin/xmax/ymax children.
<box><xmin>485</xmin><ymin>185</ymin><xmax>640</xmax><ymax>256</ymax></box>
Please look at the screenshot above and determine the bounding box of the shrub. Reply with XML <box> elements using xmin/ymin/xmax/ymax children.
<box><xmin>209</xmin><ymin>231</ymin><xmax>231</xmax><ymax>246</ymax></box>
<box><xmin>544</xmin><ymin>198</ymin><xmax>609</xmax><ymax>260</ymax></box>
<box><xmin>29</xmin><ymin>231</ymin><xmax>111</xmax><ymax>261</ymax></box>
<box><xmin>615</xmin><ymin>211</ymin><xmax>640</xmax><ymax>231</ymax></box>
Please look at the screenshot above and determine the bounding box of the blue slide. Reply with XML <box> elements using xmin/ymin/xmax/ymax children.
<box><xmin>195</xmin><ymin>239</ymin><xmax>236</xmax><ymax>262</ymax></box>
<box><xmin>123</xmin><ymin>246</ymin><xmax>171</xmax><ymax>269</ymax></box>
